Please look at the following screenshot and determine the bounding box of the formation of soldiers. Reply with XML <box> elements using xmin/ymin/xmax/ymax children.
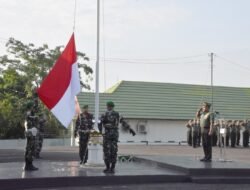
<box><xmin>24</xmin><ymin>94</ymin><xmax>46</xmax><ymax>171</ymax></box>
<box><xmin>74</xmin><ymin>101</ymin><xmax>136</xmax><ymax>174</ymax></box>
<box><xmin>186</xmin><ymin>118</ymin><xmax>250</xmax><ymax>148</ymax></box>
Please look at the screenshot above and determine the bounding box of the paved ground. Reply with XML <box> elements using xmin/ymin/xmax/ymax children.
<box><xmin>30</xmin><ymin>183</ymin><xmax>250</xmax><ymax>190</ymax></box>
<box><xmin>0</xmin><ymin>160</ymin><xmax>183</xmax><ymax>179</ymax></box>
<box><xmin>1</xmin><ymin>145</ymin><xmax>250</xmax><ymax>189</ymax></box>
<box><xmin>0</xmin><ymin>145</ymin><xmax>249</xmax><ymax>163</ymax></box>
<box><xmin>119</xmin><ymin>145</ymin><xmax>250</xmax><ymax>164</ymax></box>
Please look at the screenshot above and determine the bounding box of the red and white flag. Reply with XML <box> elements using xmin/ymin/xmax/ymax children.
<box><xmin>37</xmin><ymin>33</ymin><xmax>81</xmax><ymax>127</ymax></box>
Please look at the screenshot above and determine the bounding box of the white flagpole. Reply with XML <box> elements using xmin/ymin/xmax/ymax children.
<box><xmin>94</xmin><ymin>0</ymin><xmax>100</xmax><ymax>131</ymax></box>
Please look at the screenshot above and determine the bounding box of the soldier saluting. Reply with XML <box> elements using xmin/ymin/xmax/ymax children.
<box><xmin>196</xmin><ymin>102</ymin><xmax>214</xmax><ymax>162</ymax></box>
<box><xmin>99</xmin><ymin>101</ymin><xmax>136</xmax><ymax>174</ymax></box>
<box><xmin>74</xmin><ymin>105</ymin><xmax>93</xmax><ymax>165</ymax></box>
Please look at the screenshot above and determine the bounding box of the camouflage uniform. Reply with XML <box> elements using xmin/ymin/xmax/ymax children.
<box><xmin>214</xmin><ymin>121</ymin><xmax>220</xmax><ymax>147</ymax></box>
<box><xmin>236</xmin><ymin>121</ymin><xmax>241</xmax><ymax>146</ymax></box>
<box><xmin>24</xmin><ymin>104</ymin><xmax>38</xmax><ymax>171</ymax></box>
<box><xmin>225</xmin><ymin>122</ymin><xmax>231</xmax><ymax>147</ymax></box>
<box><xmin>212</xmin><ymin>124</ymin><xmax>218</xmax><ymax>147</ymax></box>
<box><xmin>99</xmin><ymin>101</ymin><xmax>136</xmax><ymax>173</ymax></box>
<box><xmin>186</xmin><ymin>120</ymin><xmax>192</xmax><ymax>146</ymax></box>
<box><xmin>243</xmin><ymin>120</ymin><xmax>250</xmax><ymax>147</ymax></box>
<box><xmin>197</xmin><ymin>120</ymin><xmax>201</xmax><ymax>146</ymax></box>
<box><xmin>230</xmin><ymin>121</ymin><xmax>237</xmax><ymax>148</ymax></box>
<box><xmin>34</xmin><ymin>114</ymin><xmax>46</xmax><ymax>158</ymax></box>
<box><xmin>196</xmin><ymin>102</ymin><xmax>214</xmax><ymax>162</ymax></box>
<box><xmin>75</xmin><ymin>111</ymin><xmax>93</xmax><ymax>164</ymax></box>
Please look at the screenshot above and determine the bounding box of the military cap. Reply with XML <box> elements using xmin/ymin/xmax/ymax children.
<box><xmin>82</xmin><ymin>105</ymin><xmax>88</xmax><ymax>109</ymax></box>
<box><xmin>203</xmin><ymin>102</ymin><xmax>211</xmax><ymax>108</ymax></box>
<box><xmin>106</xmin><ymin>101</ymin><xmax>115</xmax><ymax>107</ymax></box>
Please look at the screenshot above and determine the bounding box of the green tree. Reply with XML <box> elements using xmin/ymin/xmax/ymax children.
<box><xmin>0</xmin><ymin>38</ymin><xmax>93</xmax><ymax>139</ymax></box>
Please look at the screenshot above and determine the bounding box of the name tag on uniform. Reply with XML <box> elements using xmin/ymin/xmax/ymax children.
<box><xmin>220</xmin><ymin>128</ymin><xmax>225</xmax><ymax>134</ymax></box>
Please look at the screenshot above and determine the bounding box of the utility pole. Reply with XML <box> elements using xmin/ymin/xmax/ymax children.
<box><xmin>210</xmin><ymin>52</ymin><xmax>214</xmax><ymax>113</ymax></box>
<box><xmin>94</xmin><ymin>0</ymin><xmax>100</xmax><ymax>131</ymax></box>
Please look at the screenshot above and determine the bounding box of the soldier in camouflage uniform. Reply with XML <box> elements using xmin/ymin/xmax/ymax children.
<box><xmin>242</xmin><ymin>120</ymin><xmax>250</xmax><ymax>147</ymax></box>
<box><xmin>99</xmin><ymin>101</ymin><xmax>136</xmax><ymax>173</ymax></box>
<box><xmin>236</xmin><ymin>120</ymin><xmax>241</xmax><ymax>146</ymax></box>
<box><xmin>197</xmin><ymin>119</ymin><xmax>201</xmax><ymax>146</ymax></box>
<box><xmin>74</xmin><ymin>105</ymin><xmax>93</xmax><ymax>165</ymax></box>
<box><xmin>186</xmin><ymin>120</ymin><xmax>193</xmax><ymax>146</ymax></box>
<box><xmin>214</xmin><ymin>120</ymin><xmax>220</xmax><ymax>146</ymax></box>
<box><xmin>230</xmin><ymin>120</ymin><xmax>237</xmax><ymax>148</ymax></box>
<box><xmin>24</xmin><ymin>102</ymin><xmax>39</xmax><ymax>171</ymax></box>
<box><xmin>196</xmin><ymin>102</ymin><xmax>214</xmax><ymax>162</ymax></box>
<box><xmin>225</xmin><ymin>120</ymin><xmax>231</xmax><ymax>147</ymax></box>
<box><xmin>212</xmin><ymin>121</ymin><xmax>218</xmax><ymax>147</ymax></box>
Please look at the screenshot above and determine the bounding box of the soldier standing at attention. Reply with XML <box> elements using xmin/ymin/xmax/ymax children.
<box><xmin>196</xmin><ymin>102</ymin><xmax>214</xmax><ymax>162</ymax></box>
<box><xmin>197</xmin><ymin>119</ymin><xmax>201</xmax><ymax>147</ymax></box>
<box><xmin>186</xmin><ymin>120</ymin><xmax>193</xmax><ymax>146</ymax></box>
<box><xmin>225</xmin><ymin>120</ymin><xmax>231</xmax><ymax>147</ymax></box>
<box><xmin>191</xmin><ymin>119</ymin><xmax>199</xmax><ymax>148</ymax></box>
<box><xmin>24</xmin><ymin>102</ymin><xmax>39</xmax><ymax>171</ymax></box>
<box><xmin>242</xmin><ymin>120</ymin><xmax>250</xmax><ymax>147</ymax></box>
<box><xmin>236</xmin><ymin>120</ymin><xmax>241</xmax><ymax>146</ymax></box>
<box><xmin>99</xmin><ymin>101</ymin><xmax>136</xmax><ymax>173</ymax></box>
<box><xmin>230</xmin><ymin>120</ymin><xmax>237</xmax><ymax>148</ymax></box>
<box><xmin>75</xmin><ymin>105</ymin><xmax>93</xmax><ymax>165</ymax></box>
<box><xmin>212</xmin><ymin>120</ymin><xmax>218</xmax><ymax>146</ymax></box>
<box><xmin>214</xmin><ymin>120</ymin><xmax>220</xmax><ymax>147</ymax></box>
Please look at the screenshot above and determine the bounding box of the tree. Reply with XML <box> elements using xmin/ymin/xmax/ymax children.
<box><xmin>0</xmin><ymin>38</ymin><xmax>93</xmax><ymax>139</ymax></box>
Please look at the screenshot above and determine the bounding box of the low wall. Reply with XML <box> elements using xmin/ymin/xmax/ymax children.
<box><xmin>0</xmin><ymin>138</ymin><xmax>187</xmax><ymax>149</ymax></box>
<box><xmin>0</xmin><ymin>138</ymin><xmax>71</xmax><ymax>149</ymax></box>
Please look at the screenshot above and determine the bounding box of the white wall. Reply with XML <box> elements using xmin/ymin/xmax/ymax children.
<box><xmin>0</xmin><ymin>138</ymin><xmax>71</xmax><ymax>149</ymax></box>
<box><xmin>0</xmin><ymin>119</ymin><xmax>188</xmax><ymax>149</ymax></box>
<box><xmin>119</xmin><ymin>119</ymin><xmax>187</xmax><ymax>143</ymax></box>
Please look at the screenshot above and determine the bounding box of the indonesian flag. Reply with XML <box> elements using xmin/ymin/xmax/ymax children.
<box><xmin>37</xmin><ymin>33</ymin><xmax>81</xmax><ymax>127</ymax></box>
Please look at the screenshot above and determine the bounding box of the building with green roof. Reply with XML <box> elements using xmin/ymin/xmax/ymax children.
<box><xmin>77</xmin><ymin>81</ymin><xmax>250</xmax><ymax>143</ymax></box>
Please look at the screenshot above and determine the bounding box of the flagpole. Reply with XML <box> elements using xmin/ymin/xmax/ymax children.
<box><xmin>94</xmin><ymin>0</ymin><xmax>100</xmax><ymax>131</ymax></box>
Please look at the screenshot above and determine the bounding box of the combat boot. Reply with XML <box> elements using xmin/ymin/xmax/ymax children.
<box><xmin>24</xmin><ymin>159</ymin><xmax>38</xmax><ymax>171</ymax></box>
<box><xmin>109</xmin><ymin>163</ymin><xmax>116</xmax><ymax>174</ymax></box>
<box><xmin>30</xmin><ymin>164</ymin><xmax>39</xmax><ymax>171</ymax></box>
<box><xmin>24</xmin><ymin>159</ymin><xmax>31</xmax><ymax>171</ymax></box>
<box><xmin>103</xmin><ymin>161</ymin><xmax>110</xmax><ymax>173</ymax></box>
<box><xmin>24</xmin><ymin>163</ymin><xmax>31</xmax><ymax>171</ymax></box>
<box><xmin>25</xmin><ymin>164</ymin><xmax>39</xmax><ymax>171</ymax></box>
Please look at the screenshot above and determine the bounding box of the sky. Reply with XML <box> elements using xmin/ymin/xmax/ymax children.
<box><xmin>0</xmin><ymin>0</ymin><xmax>250</xmax><ymax>92</ymax></box>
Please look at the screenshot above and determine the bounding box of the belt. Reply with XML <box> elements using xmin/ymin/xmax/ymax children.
<box><xmin>26</xmin><ymin>127</ymin><xmax>38</xmax><ymax>136</ymax></box>
<box><xmin>78</xmin><ymin>129</ymin><xmax>90</xmax><ymax>133</ymax></box>
<box><xmin>104</xmin><ymin>124</ymin><xmax>117</xmax><ymax>128</ymax></box>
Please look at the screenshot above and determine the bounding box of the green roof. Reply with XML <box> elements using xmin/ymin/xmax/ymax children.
<box><xmin>78</xmin><ymin>81</ymin><xmax>250</xmax><ymax>120</ymax></box>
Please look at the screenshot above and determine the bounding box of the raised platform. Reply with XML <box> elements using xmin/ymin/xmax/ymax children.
<box><xmin>0</xmin><ymin>160</ymin><xmax>188</xmax><ymax>190</ymax></box>
<box><xmin>134</xmin><ymin>155</ymin><xmax>250</xmax><ymax>184</ymax></box>
<box><xmin>1</xmin><ymin>151</ymin><xmax>250</xmax><ymax>189</ymax></box>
